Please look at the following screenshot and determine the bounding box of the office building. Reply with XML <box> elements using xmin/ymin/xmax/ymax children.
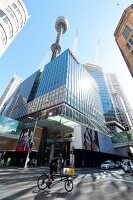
<box><xmin>1</xmin><ymin>69</ymin><xmax>42</xmax><ymax>117</ymax></box>
<box><xmin>83</xmin><ymin>64</ymin><xmax>117</xmax><ymax>123</ymax></box>
<box><xmin>106</xmin><ymin>73</ymin><xmax>133</xmax><ymax>129</ymax></box>
<box><xmin>1</xmin><ymin>17</ymin><xmax>131</xmax><ymax>167</ymax></box>
<box><xmin>2</xmin><ymin>49</ymin><xmax>115</xmax><ymax>166</ymax></box>
<box><xmin>3</xmin><ymin>16</ymin><xmax>107</xmax><ymax>135</ymax></box>
<box><xmin>114</xmin><ymin>4</ymin><xmax>133</xmax><ymax>77</ymax></box>
<box><xmin>0</xmin><ymin>74</ymin><xmax>22</xmax><ymax>112</ymax></box>
<box><xmin>0</xmin><ymin>0</ymin><xmax>29</xmax><ymax>56</ymax></box>
<box><xmin>3</xmin><ymin>49</ymin><xmax>107</xmax><ymax>133</ymax></box>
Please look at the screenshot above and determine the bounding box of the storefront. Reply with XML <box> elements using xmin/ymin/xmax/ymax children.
<box><xmin>72</xmin><ymin>125</ymin><xmax>129</xmax><ymax>167</ymax></box>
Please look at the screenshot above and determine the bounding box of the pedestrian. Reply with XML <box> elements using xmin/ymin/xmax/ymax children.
<box><xmin>31</xmin><ymin>158</ymin><xmax>36</xmax><ymax>167</ymax></box>
<box><xmin>0</xmin><ymin>158</ymin><xmax>4</xmax><ymax>167</ymax></box>
<box><xmin>6</xmin><ymin>157</ymin><xmax>11</xmax><ymax>166</ymax></box>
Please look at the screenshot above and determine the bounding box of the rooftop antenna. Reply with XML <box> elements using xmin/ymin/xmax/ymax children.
<box><xmin>95</xmin><ymin>37</ymin><xmax>100</xmax><ymax>65</ymax></box>
<box><xmin>72</xmin><ymin>29</ymin><xmax>78</xmax><ymax>55</ymax></box>
<box><xmin>51</xmin><ymin>16</ymin><xmax>68</xmax><ymax>61</ymax></box>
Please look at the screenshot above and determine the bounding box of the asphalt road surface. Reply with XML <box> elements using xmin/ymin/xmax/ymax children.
<box><xmin>0</xmin><ymin>167</ymin><xmax>133</xmax><ymax>200</ymax></box>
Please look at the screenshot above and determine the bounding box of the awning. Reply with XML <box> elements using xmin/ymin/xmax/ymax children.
<box><xmin>37</xmin><ymin>115</ymin><xmax>80</xmax><ymax>133</ymax></box>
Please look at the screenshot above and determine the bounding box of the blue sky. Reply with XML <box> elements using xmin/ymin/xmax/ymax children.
<box><xmin>0</xmin><ymin>0</ymin><xmax>133</xmax><ymax>108</ymax></box>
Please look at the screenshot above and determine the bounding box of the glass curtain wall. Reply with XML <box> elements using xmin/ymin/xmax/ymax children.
<box><xmin>35</xmin><ymin>49</ymin><xmax>68</xmax><ymax>97</ymax></box>
<box><xmin>2</xmin><ymin>70</ymin><xmax>42</xmax><ymax>118</ymax></box>
<box><xmin>83</xmin><ymin>64</ymin><xmax>117</xmax><ymax>123</ymax></box>
<box><xmin>66</xmin><ymin>50</ymin><xmax>106</xmax><ymax>131</ymax></box>
<box><xmin>1</xmin><ymin>49</ymin><xmax>108</xmax><ymax>133</ymax></box>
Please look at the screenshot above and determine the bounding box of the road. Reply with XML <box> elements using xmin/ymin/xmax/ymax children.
<box><xmin>0</xmin><ymin>167</ymin><xmax>133</xmax><ymax>200</ymax></box>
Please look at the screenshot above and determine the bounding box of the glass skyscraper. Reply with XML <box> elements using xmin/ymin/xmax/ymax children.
<box><xmin>83</xmin><ymin>64</ymin><xmax>117</xmax><ymax>123</ymax></box>
<box><xmin>2</xmin><ymin>49</ymin><xmax>128</xmax><ymax>167</ymax></box>
<box><xmin>2</xmin><ymin>49</ymin><xmax>108</xmax><ymax>133</ymax></box>
<box><xmin>106</xmin><ymin>73</ymin><xmax>133</xmax><ymax>129</ymax></box>
<box><xmin>2</xmin><ymin>70</ymin><xmax>42</xmax><ymax>117</ymax></box>
<box><xmin>36</xmin><ymin>49</ymin><xmax>107</xmax><ymax>131</ymax></box>
<box><xmin>0</xmin><ymin>74</ymin><xmax>22</xmax><ymax>112</ymax></box>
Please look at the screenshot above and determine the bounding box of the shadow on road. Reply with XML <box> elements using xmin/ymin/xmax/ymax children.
<box><xmin>1</xmin><ymin>185</ymin><xmax>36</xmax><ymax>200</ymax></box>
<box><xmin>1</xmin><ymin>168</ymin><xmax>133</xmax><ymax>200</ymax></box>
<box><xmin>33</xmin><ymin>173</ymin><xmax>97</xmax><ymax>200</ymax></box>
<box><xmin>34</xmin><ymin>189</ymin><xmax>68</xmax><ymax>200</ymax></box>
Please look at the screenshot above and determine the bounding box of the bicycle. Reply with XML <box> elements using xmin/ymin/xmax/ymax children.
<box><xmin>37</xmin><ymin>167</ymin><xmax>75</xmax><ymax>192</ymax></box>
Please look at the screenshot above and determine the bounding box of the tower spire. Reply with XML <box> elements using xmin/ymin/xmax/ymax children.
<box><xmin>72</xmin><ymin>29</ymin><xmax>78</xmax><ymax>55</ymax></box>
<box><xmin>51</xmin><ymin>16</ymin><xmax>68</xmax><ymax>61</ymax></box>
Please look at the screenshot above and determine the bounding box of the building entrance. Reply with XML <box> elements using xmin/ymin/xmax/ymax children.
<box><xmin>37</xmin><ymin>125</ymin><xmax>73</xmax><ymax>166</ymax></box>
<box><xmin>47</xmin><ymin>141</ymin><xmax>70</xmax><ymax>165</ymax></box>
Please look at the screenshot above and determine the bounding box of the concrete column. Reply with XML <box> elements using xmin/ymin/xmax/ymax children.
<box><xmin>49</xmin><ymin>143</ymin><xmax>55</xmax><ymax>162</ymax></box>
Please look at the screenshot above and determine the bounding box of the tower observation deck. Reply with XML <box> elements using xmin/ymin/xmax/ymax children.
<box><xmin>51</xmin><ymin>16</ymin><xmax>68</xmax><ymax>61</ymax></box>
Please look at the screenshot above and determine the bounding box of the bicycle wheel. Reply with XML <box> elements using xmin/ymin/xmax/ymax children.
<box><xmin>37</xmin><ymin>174</ymin><xmax>48</xmax><ymax>190</ymax></box>
<box><xmin>64</xmin><ymin>179</ymin><xmax>73</xmax><ymax>192</ymax></box>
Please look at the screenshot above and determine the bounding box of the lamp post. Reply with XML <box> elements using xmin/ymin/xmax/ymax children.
<box><xmin>24</xmin><ymin>117</ymin><xmax>38</xmax><ymax>169</ymax></box>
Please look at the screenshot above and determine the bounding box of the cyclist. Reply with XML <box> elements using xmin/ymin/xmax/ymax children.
<box><xmin>46</xmin><ymin>154</ymin><xmax>64</xmax><ymax>188</ymax></box>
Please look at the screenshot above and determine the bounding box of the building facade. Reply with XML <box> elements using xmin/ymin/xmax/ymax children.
<box><xmin>83</xmin><ymin>64</ymin><xmax>117</xmax><ymax>123</ymax></box>
<box><xmin>106</xmin><ymin>73</ymin><xmax>133</xmax><ymax>129</ymax></box>
<box><xmin>0</xmin><ymin>0</ymin><xmax>29</xmax><ymax>56</ymax></box>
<box><xmin>2</xmin><ymin>50</ymin><xmax>132</xmax><ymax>166</ymax></box>
<box><xmin>1</xmin><ymin>70</ymin><xmax>41</xmax><ymax>117</ymax></box>
<box><xmin>114</xmin><ymin>4</ymin><xmax>133</xmax><ymax>77</ymax></box>
<box><xmin>2</xmin><ymin>49</ymin><xmax>107</xmax><ymax>134</ymax></box>
<box><xmin>0</xmin><ymin>74</ymin><xmax>22</xmax><ymax>112</ymax></box>
<box><xmin>1</xmin><ymin>49</ymin><xmax>113</xmax><ymax>165</ymax></box>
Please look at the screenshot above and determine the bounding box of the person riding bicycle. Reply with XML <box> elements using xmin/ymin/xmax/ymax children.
<box><xmin>46</xmin><ymin>154</ymin><xmax>64</xmax><ymax>188</ymax></box>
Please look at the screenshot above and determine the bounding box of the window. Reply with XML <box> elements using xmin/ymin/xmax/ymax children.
<box><xmin>17</xmin><ymin>0</ymin><xmax>27</xmax><ymax>23</ymax></box>
<box><xmin>0</xmin><ymin>27</ymin><xmax>6</xmax><ymax>43</ymax></box>
<box><xmin>0</xmin><ymin>23</ymin><xmax>7</xmax><ymax>43</ymax></box>
<box><xmin>129</xmin><ymin>37</ymin><xmax>133</xmax><ymax>45</ymax></box>
<box><xmin>5</xmin><ymin>6</ymin><xmax>19</xmax><ymax>30</ymax></box>
<box><xmin>0</xmin><ymin>10</ymin><xmax>5</xmax><ymax>17</ymax></box>
<box><xmin>122</xmin><ymin>25</ymin><xmax>131</xmax><ymax>39</ymax></box>
<box><xmin>0</xmin><ymin>10</ymin><xmax>13</xmax><ymax>37</ymax></box>
<box><xmin>12</xmin><ymin>3</ymin><xmax>23</xmax><ymax>26</ymax></box>
<box><xmin>126</xmin><ymin>43</ymin><xmax>131</xmax><ymax>49</ymax></box>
